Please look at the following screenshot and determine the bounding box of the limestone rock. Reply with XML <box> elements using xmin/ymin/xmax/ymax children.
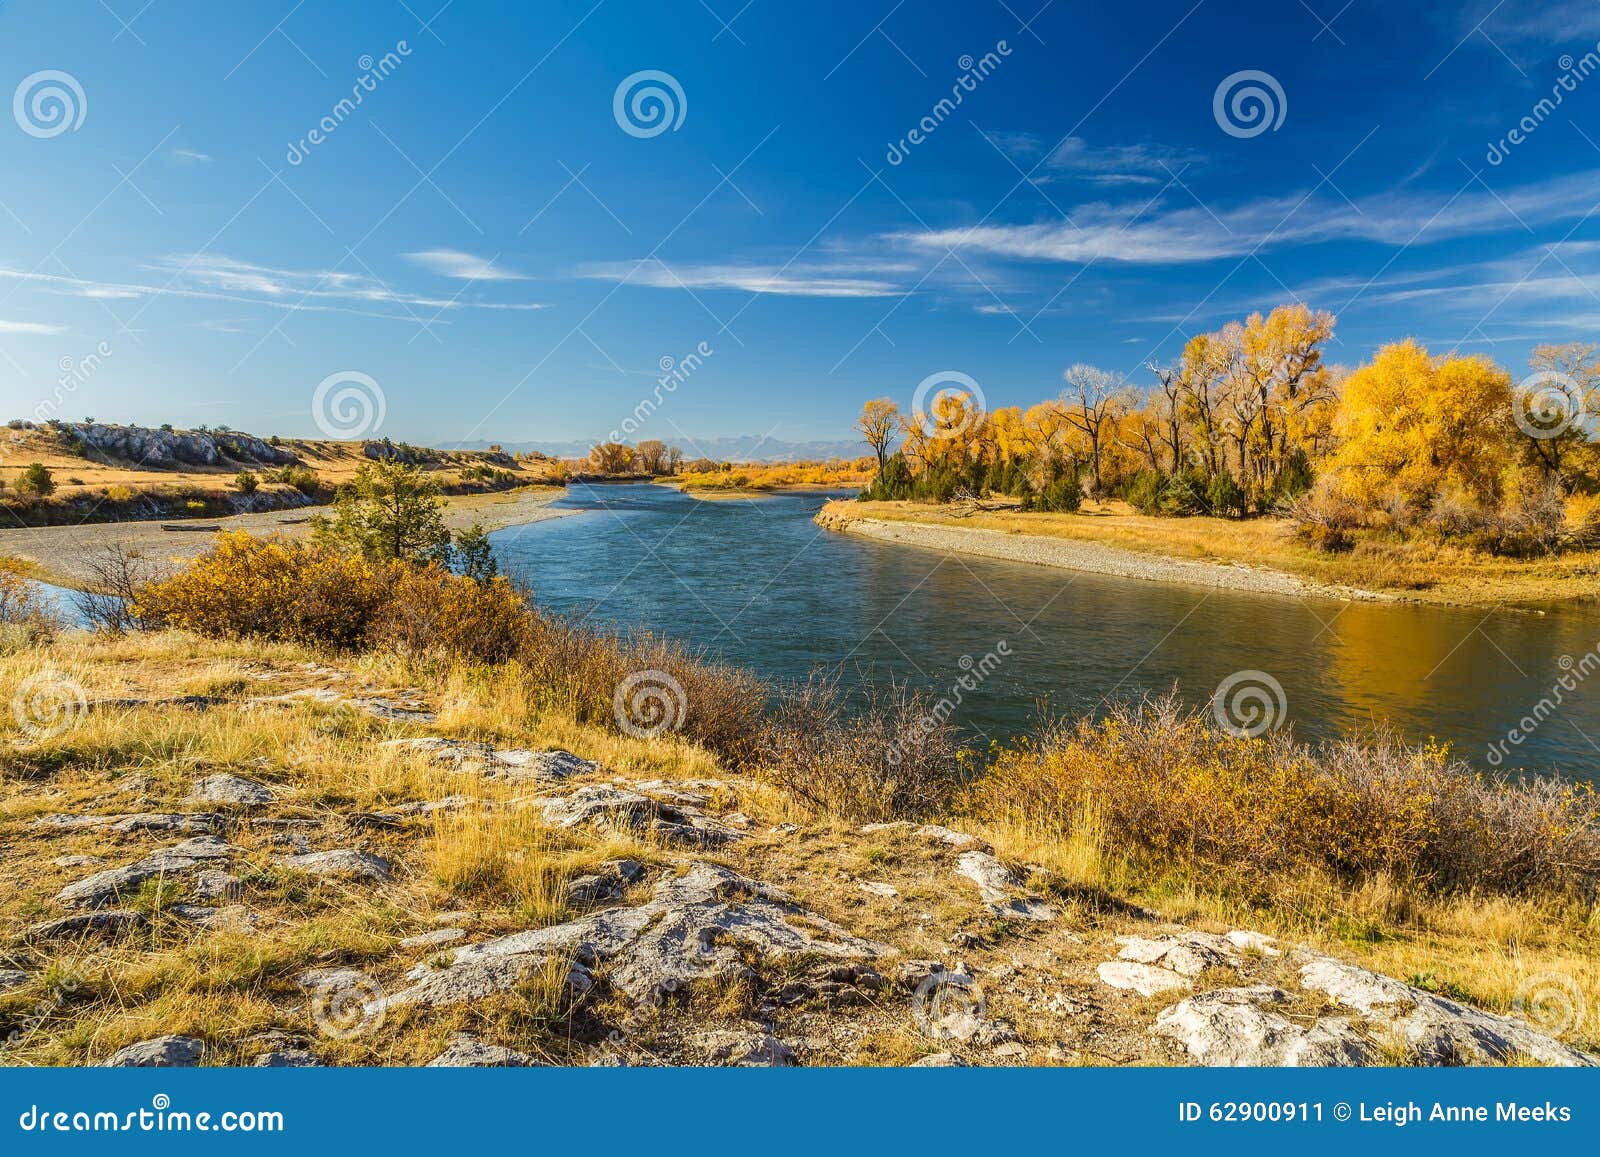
<box><xmin>384</xmin><ymin>862</ymin><xmax>893</xmax><ymax>1009</ymax></box>
<box><xmin>1115</xmin><ymin>932</ymin><xmax>1243</xmax><ymax>977</ymax></box>
<box><xmin>191</xmin><ymin>774</ymin><xmax>275</xmax><ymax>807</ymax></box>
<box><xmin>426</xmin><ymin>1035</ymin><xmax>532</xmax><ymax>1067</ymax></box>
<box><xmin>693</xmin><ymin>1030</ymin><xmax>798</xmax><ymax>1066</ymax></box>
<box><xmin>276</xmin><ymin>849</ymin><xmax>392</xmax><ymax>881</ymax></box>
<box><xmin>954</xmin><ymin>850</ymin><xmax>1054</xmax><ymax>921</ymax></box>
<box><xmin>1096</xmin><ymin>961</ymin><xmax>1193</xmax><ymax>997</ymax></box>
<box><xmin>381</xmin><ymin>737</ymin><xmax>596</xmax><ymax>782</ymax></box>
<box><xmin>193</xmin><ymin>870</ymin><xmax>243</xmax><ymax>902</ymax></box>
<box><xmin>26</xmin><ymin>909</ymin><xmax>148</xmax><ymax>942</ymax></box>
<box><xmin>0</xmin><ymin>969</ymin><xmax>30</xmax><ymax>993</ymax></box>
<box><xmin>400</xmin><ymin>928</ymin><xmax>466</xmax><ymax>950</ymax></box>
<box><xmin>57</xmin><ymin>837</ymin><xmax>233</xmax><ymax>907</ymax></box>
<box><xmin>1298</xmin><ymin>956</ymin><xmax>1597</xmax><ymax>1067</ymax></box>
<box><xmin>909</xmin><ymin>1052</ymin><xmax>965</xmax><ymax>1067</ymax></box>
<box><xmin>858</xmin><ymin>881</ymin><xmax>899</xmax><ymax>899</ymax></box>
<box><xmin>540</xmin><ymin>785</ymin><xmax>744</xmax><ymax>847</ymax></box>
<box><xmin>1153</xmin><ymin>986</ymin><xmax>1375</xmax><ymax>1066</ymax></box>
<box><xmin>105</xmin><ymin>1034</ymin><xmax>204</xmax><ymax>1067</ymax></box>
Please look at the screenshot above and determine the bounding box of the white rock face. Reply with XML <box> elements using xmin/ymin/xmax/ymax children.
<box><xmin>1153</xmin><ymin>987</ymin><xmax>1374</xmax><ymax>1066</ymax></box>
<box><xmin>540</xmin><ymin>785</ymin><xmax>746</xmax><ymax>846</ymax></box>
<box><xmin>1096</xmin><ymin>961</ymin><xmax>1194</xmax><ymax>997</ymax></box>
<box><xmin>426</xmin><ymin>1035</ymin><xmax>533</xmax><ymax>1067</ymax></box>
<box><xmin>378</xmin><ymin>862</ymin><xmax>894</xmax><ymax>1012</ymax></box>
<box><xmin>692</xmin><ymin>1030</ymin><xmax>797</xmax><ymax>1067</ymax></box>
<box><xmin>954</xmin><ymin>851</ymin><xmax>1054</xmax><ymax>921</ymax></box>
<box><xmin>381</xmin><ymin>737</ymin><xmax>597</xmax><ymax>782</ymax></box>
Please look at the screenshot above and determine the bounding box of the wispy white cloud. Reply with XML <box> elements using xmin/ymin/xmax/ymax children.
<box><xmin>0</xmin><ymin>320</ymin><xmax>65</xmax><ymax>335</ymax></box>
<box><xmin>984</xmin><ymin>132</ymin><xmax>1204</xmax><ymax>186</ymax></box>
<box><xmin>170</xmin><ymin>147</ymin><xmax>212</xmax><ymax>163</ymax></box>
<box><xmin>583</xmin><ymin>258</ymin><xmax>904</xmax><ymax>297</ymax></box>
<box><xmin>895</xmin><ymin>170</ymin><xmax>1600</xmax><ymax>265</ymax></box>
<box><xmin>1</xmin><ymin>254</ymin><xmax>546</xmax><ymax>322</ymax></box>
<box><xmin>402</xmin><ymin>249</ymin><xmax>527</xmax><ymax>281</ymax></box>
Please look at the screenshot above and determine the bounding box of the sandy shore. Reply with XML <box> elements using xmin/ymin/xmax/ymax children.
<box><xmin>0</xmin><ymin>486</ymin><xmax>572</xmax><ymax>589</ymax></box>
<box><xmin>817</xmin><ymin>509</ymin><xmax>1387</xmax><ymax>602</ymax></box>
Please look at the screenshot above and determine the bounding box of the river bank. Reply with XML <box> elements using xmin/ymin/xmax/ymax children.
<box><xmin>0</xmin><ymin>485</ymin><xmax>572</xmax><ymax>589</ymax></box>
<box><xmin>817</xmin><ymin>500</ymin><xmax>1600</xmax><ymax>609</ymax></box>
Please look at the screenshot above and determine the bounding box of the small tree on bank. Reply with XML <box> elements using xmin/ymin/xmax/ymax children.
<box><xmin>314</xmin><ymin>460</ymin><xmax>450</xmax><ymax>564</ymax></box>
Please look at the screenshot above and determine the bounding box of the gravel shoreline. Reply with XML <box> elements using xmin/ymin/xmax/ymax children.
<box><xmin>820</xmin><ymin>513</ymin><xmax>1388</xmax><ymax>602</ymax></box>
<box><xmin>0</xmin><ymin>486</ymin><xmax>573</xmax><ymax>589</ymax></box>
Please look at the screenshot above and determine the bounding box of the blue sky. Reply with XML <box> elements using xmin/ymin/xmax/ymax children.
<box><xmin>3</xmin><ymin>0</ymin><xmax>1600</xmax><ymax>448</ymax></box>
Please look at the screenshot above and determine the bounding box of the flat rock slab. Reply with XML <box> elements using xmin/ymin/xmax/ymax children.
<box><xmin>276</xmin><ymin>849</ymin><xmax>392</xmax><ymax>881</ymax></box>
<box><xmin>540</xmin><ymin>785</ymin><xmax>745</xmax><ymax>847</ymax></box>
<box><xmin>190</xmin><ymin>774</ymin><xmax>275</xmax><ymax>807</ymax></box>
<box><xmin>253</xmin><ymin>1049</ymin><xmax>322</xmax><ymax>1067</ymax></box>
<box><xmin>692</xmin><ymin>1030</ymin><xmax>797</xmax><ymax>1067</ymax></box>
<box><xmin>105</xmin><ymin>1035</ymin><xmax>204</xmax><ymax>1067</ymax></box>
<box><xmin>400</xmin><ymin>928</ymin><xmax>466</xmax><ymax>950</ymax></box>
<box><xmin>0</xmin><ymin>969</ymin><xmax>31</xmax><ymax>993</ymax></box>
<box><xmin>37</xmin><ymin>813</ymin><xmax>222</xmax><ymax>835</ymax></box>
<box><xmin>426</xmin><ymin>1036</ymin><xmax>533</xmax><ymax>1067</ymax></box>
<box><xmin>1097</xmin><ymin>960</ymin><xmax>1194</xmax><ymax>997</ymax></box>
<box><xmin>56</xmin><ymin>837</ymin><xmax>234</xmax><ymax>907</ymax></box>
<box><xmin>954</xmin><ymin>851</ymin><xmax>1054</xmax><ymax>922</ymax></box>
<box><xmin>1154</xmin><ymin>986</ymin><xmax>1374</xmax><ymax>1067</ymax></box>
<box><xmin>26</xmin><ymin>909</ymin><xmax>149</xmax><ymax>942</ymax></box>
<box><xmin>382</xmin><ymin>861</ymin><xmax>894</xmax><ymax>1012</ymax></box>
<box><xmin>1297</xmin><ymin>955</ymin><xmax>1598</xmax><ymax>1067</ymax></box>
<box><xmin>382</xmin><ymin>738</ymin><xmax>597</xmax><ymax>783</ymax></box>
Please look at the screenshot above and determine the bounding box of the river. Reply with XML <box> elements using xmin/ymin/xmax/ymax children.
<box><xmin>490</xmin><ymin>483</ymin><xmax>1598</xmax><ymax>779</ymax></box>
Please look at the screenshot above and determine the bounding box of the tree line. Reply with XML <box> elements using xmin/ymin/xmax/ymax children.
<box><xmin>856</xmin><ymin>304</ymin><xmax>1600</xmax><ymax>552</ymax></box>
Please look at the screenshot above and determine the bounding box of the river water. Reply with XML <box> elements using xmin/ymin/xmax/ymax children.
<box><xmin>488</xmin><ymin>483</ymin><xmax>1600</xmax><ymax>781</ymax></box>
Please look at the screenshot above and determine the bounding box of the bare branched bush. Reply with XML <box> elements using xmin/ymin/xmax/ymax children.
<box><xmin>756</xmin><ymin>674</ymin><xmax>969</xmax><ymax>821</ymax></box>
<box><xmin>0</xmin><ymin>565</ymin><xmax>62</xmax><ymax>648</ymax></box>
<box><xmin>73</xmin><ymin>546</ymin><xmax>162</xmax><ymax>634</ymax></box>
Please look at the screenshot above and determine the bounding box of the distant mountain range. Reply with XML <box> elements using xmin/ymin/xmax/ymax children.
<box><xmin>449</xmin><ymin>435</ymin><xmax>867</xmax><ymax>462</ymax></box>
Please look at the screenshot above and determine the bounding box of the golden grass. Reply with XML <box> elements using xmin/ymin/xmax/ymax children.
<box><xmin>826</xmin><ymin>499</ymin><xmax>1600</xmax><ymax>607</ymax></box>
